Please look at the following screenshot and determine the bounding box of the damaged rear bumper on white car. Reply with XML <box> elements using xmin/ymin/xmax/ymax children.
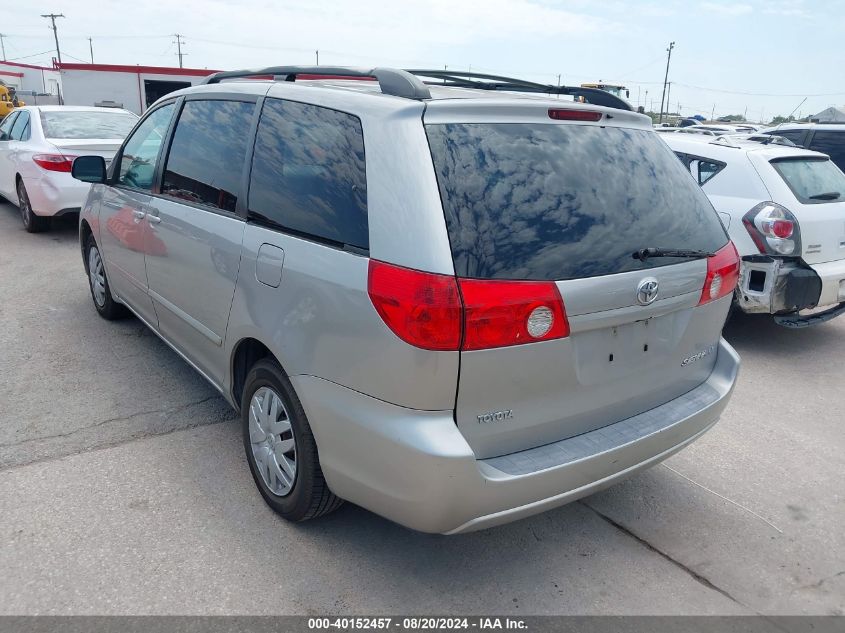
<box><xmin>736</xmin><ymin>255</ymin><xmax>845</xmax><ymax>326</ymax></box>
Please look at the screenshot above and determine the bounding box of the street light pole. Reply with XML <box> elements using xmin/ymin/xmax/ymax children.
<box><xmin>88</xmin><ymin>37</ymin><xmax>94</xmax><ymax>63</ymax></box>
<box><xmin>41</xmin><ymin>13</ymin><xmax>65</xmax><ymax>65</ymax></box>
<box><xmin>658</xmin><ymin>41</ymin><xmax>675</xmax><ymax>124</ymax></box>
<box><xmin>0</xmin><ymin>34</ymin><xmax>6</xmax><ymax>61</ymax></box>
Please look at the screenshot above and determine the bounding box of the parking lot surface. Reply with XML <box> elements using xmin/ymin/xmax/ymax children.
<box><xmin>0</xmin><ymin>201</ymin><xmax>842</xmax><ymax>615</ymax></box>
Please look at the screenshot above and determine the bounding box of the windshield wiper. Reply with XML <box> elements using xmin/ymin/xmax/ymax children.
<box><xmin>808</xmin><ymin>191</ymin><xmax>841</xmax><ymax>200</ymax></box>
<box><xmin>632</xmin><ymin>247</ymin><xmax>715</xmax><ymax>261</ymax></box>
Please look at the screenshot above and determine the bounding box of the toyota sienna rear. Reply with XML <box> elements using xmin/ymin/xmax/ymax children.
<box><xmin>73</xmin><ymin>67</ymin><xmax>741</xmax><ymax>534</ymax></box>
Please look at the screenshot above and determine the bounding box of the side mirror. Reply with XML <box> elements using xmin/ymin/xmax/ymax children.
<box><xmin>72</xmin><ymin>155</ymin><xmax>107</xmax><ymax>184</ymax></box>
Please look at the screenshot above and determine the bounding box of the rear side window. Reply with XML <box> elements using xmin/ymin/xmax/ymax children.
<box><xmin>771</xmin><ymin>158</ymin><xmax>845</xmax><ymax>204</ymax></box>
<box><xmin>40</xmin><ymin>110</ymin><xmax>138</xmax><ymax>139</ymax></box>
<box><xmin>162</xmin><ymin>100</ymin><xmax>255</xmax><ymax>212</ymax></box>
<box><xmin>809</xmin><ymin>131</ymin><xmax>845</xmax><ymax>173</ymax></box>
<box><xmin>10</xmin><ymin>111</ymin><xmax>30</xmax><ymax>141</ymax></box>
<box><xmin>772</xmin><ymin>129</ymin><xmax>808</xmax><ymax>147</ymax></box>
<box><xmin>0</xmin><ymin>111</ymin><xmax>18</xmax><ymax>139</ymax></box>
<box><xmin>426</xmin><ymin>123</ymin><xmax>728</xmax><ymax>281</ymax></box>
<box><xmin>248</xmin><ymin>98</ymin><xmax>368</xmax><ymax>250</ymax></box>
<box><xmin>674</xmin><ymin>152</ymin><xmax>726</xmax><ymax>185</ymax></box>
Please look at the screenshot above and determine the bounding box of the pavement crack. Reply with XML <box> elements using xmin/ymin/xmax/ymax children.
<box><xmin>0</xmin><ymin>396</ymin><xmax>221</xmax><ymax>449</ymax></box>
<box><xmin>580</xmin><ymin>500</ymin><xmax>758</xmax><ymax>613</ymax></box>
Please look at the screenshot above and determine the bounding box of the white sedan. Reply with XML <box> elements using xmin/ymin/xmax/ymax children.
<box><xmin>0</xmin><ymin>105</ymin><xmax>138</xmax><ymax>232</ymax></box>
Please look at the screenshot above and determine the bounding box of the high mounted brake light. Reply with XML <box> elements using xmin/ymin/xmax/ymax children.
<box><xmin>368</xmin><ymin>261</ymin><xmax>570</xmax><ymax>351</ymax></box>
<box><xmin>548</xmin><ymin>109</ymin><xmax>602</xmax><ymax>122</ymax></box>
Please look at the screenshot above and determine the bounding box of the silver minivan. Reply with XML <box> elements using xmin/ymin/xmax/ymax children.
<box><xmin>72</xmin><ymin>67</ymin><xmax>741</xmax><ymax>534</ymax></box>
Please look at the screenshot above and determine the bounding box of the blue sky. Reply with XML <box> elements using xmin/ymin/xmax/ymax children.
<box><xmin>3</xmin><ymin>0</ymin><xmax>844</xmax><ymax>122</ymax></box>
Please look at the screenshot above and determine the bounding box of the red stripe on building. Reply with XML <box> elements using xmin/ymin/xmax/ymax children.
<box><xmin>0</xmin><ymin>70</ymin><xmax>25</xmax><ymax>78</ymax></box>
<box><xmin>57</xmin><ymin>62</ymin><xmax>221</xmax><ymax>77</ymax></box>
<box><xmin>0</xmin><ymin>60</ymin><xmax>53</xmax><ymax>71</ymax></box>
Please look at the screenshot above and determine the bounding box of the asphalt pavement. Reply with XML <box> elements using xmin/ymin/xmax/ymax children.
<box><xmin>0</xmin><ymin>201</ymin><xmax>842</xmax><ymax>615</ymax></box>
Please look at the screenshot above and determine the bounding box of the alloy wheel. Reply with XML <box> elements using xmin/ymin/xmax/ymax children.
<box><xmin>88</xmin><ymin>246</ymin><xmax>107</xmax><ymax>307</ymax></box>
<box><xmin>17</xmin><ymin>182</ymin><xmax>31</xmax><ymax>228</ymax></box>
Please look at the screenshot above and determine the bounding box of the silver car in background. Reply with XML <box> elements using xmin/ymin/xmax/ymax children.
<box><xmin>71</xmin><ymin>67</ymin><xmax>740</xmax><ymax>534</ymax></box>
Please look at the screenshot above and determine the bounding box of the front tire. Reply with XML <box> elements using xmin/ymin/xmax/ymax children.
<box><xmin>17</xmin><ymin>179</ymin><xmax>49</xmax><ymax>233</ymax></box>
<box><xmin>84</xmin><ymin>234</ymin><xmax>127</xmax><ymax>320</ymax></box>
<box><xmin>242</xmin><ymin>358</ymin><xmax>342</xmax><ymax>522</ymax></box>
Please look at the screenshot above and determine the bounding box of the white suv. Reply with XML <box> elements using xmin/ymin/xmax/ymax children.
<box><xmin>664</xmin><ymin>134</ymin><xmax>845</xmax><ymax>326</ymax></box>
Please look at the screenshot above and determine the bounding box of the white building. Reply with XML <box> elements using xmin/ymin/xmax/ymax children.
<box><xmin>0</xmin><ymin>60</ymin><xmax>62</xmax><ymax>103</ymax></box>
<box><xmin>57</xmin><ymin>63</ymin><xmax>218</xmax><ymax>114</ymax></box>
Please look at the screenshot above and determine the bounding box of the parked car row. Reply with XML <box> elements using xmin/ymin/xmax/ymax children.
<box><xmin>1</xmin><ymin>68</ymin><xmax>842</xmax><ymax>534</ymax></box>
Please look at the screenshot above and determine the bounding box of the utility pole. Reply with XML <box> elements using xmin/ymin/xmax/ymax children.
<box><xmin>41</xmin><ymin>13</ymin><xmax>65</xmax><ymax>65</ymax></box>
<box><xmin>665</xmin><ymin>81</ymin><xmax>672</xmax><ymax>118</ymax></box>
<box><xmin>172</xmin><ymin>34</ymin><xmax>185</xmax><ymax>68</ymax></box>
<box><xmin>88</xmin><ymin>37</ymin><xmax>94</xmax><ymax>63</ymax></box>
<box><xmin>658</xmin><ymin>41</ymin><xmax>675</xmax><ymax>124</ymax></box>
<box><xmin>315</xmin><ymin>50</ymin><xmax>319</xmax><ymax>65</ymax></box>
<box><xmin>0</xmin><ymin>33</ymin><xmax>6</xmax><ymax>61</ymax></box>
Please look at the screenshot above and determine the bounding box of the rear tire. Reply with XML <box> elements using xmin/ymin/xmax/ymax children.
<box><xmin>84</xmin><ymin>233</ymin><xmax>128</xmax><ymax>320</ymax></box>
<box><xmin>242</xmin><ymin>358</ymin><xmax>343</xmax><ymax>522</ymax></box>
<box><xmin>17</xmin><ymin>178</ymin><xmax>49</xmax><ymax>233</ymax></box>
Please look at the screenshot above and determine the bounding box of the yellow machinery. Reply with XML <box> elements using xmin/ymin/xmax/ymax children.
<box><xmin>580</xmin><ymin>82</ymin><xmax>629</xmax><ymax>99</ymax></box>
<box><xmin>0</xmin><ymin>80</ymin><xmax>25</xmax><ymax>119</ymax></box>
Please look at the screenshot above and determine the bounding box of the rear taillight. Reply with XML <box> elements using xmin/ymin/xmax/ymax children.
<box><xmin>367</xmin><ymin>261</ymin><xmax>570</xmax><ymax>351</ymax></box>
<box><xmin>459</xmin><ymin>279</ymin><xmax>568</xmax><ymax>350</ymax></box>
<box><xmin>742</xmin><ymin>201</ymin><xmax>801</xmax><ymax>256</ymax></box>
<box><xmin>699</xmin><ymin>242</ymin><xmax>740</xmax><ymax>306</ymax></box>
<box><xmin>33</xmin><ymin>154</ymin><xmax>77</xmax><ymax>172</ymax></box>
<box><xmin>548</xmin><ymin>109</ymin><xmax>602</xmax><ymax>122</ymax></box>
<box><xmin>367</xmin><ymin>260</ymin><xmax>462</xmax><ymax>351</ymax></box>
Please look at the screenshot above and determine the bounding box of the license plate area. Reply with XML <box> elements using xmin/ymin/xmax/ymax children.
<box><xmin>573</xmin><ymin>312</ymin><xmax>679</xmax><ymax>385</ymax></box>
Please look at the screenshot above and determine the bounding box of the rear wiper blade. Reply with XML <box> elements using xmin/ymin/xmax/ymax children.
<box><xmin>809</xmin><ymin>191</ymin><xmax>841</xmax><ymax>200</ymax></box>
<box><xmin>632</xmin><ymin>247</ymin><xmax>715</xmax><ymax>261</ymax></box>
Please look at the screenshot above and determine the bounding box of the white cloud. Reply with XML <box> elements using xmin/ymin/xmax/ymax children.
<box><xmin>701</xmin><ymin>2</ymin><xmax>753</xmax><ymax>15</ymax></box>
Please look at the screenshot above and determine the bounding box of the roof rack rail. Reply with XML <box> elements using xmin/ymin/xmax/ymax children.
<box><xmin>404</xmin><ymin>69</ymin><xmax>633</xmax><ymax>111</ymax></box>
<box><xmin>201</xmin><ymin>66</ymin><xmax>432</xmax><ymax>100</ymax></box>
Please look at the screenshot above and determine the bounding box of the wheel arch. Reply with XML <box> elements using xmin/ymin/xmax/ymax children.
<box><xmin>80</xmin><ymin>219</ymin><xmax>94</xmax><ymax>272</ymax></box>
<box><xmin>230</xmin><ymin>336</ymin><xmax>282</xmax><ymax>410</ymax></box>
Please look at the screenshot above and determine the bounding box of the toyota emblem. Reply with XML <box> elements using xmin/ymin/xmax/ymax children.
<box><xmin>636</xmin><ymin>278</ymin><xmax>659</xmax><ymax>305</ymax></box>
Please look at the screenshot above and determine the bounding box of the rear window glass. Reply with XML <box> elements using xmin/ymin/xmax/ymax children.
<box><xmin>40</xmin><ymin>110</ymin><xmax>138</xmax><ymax>139</ymax></box>
<box><xmin>771</xmin><ymin>158</ymin><xmax>845</xmax><ymax>204</ymax></box>
<box><xmin>426</xmin><ymin>123</ymin><xmax>728</xmax><ymax>281</ymax></box>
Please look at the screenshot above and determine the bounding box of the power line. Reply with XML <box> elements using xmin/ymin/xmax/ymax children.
<box><xmin>7</xmin><ymin>49</ymin><xmax>56</xmax><ymax>61</ymax></box>
<box><xmin>671</xmin><ymin>82</ymin><xmax>845</xmax><ymax>98</ymax></box>
<box><xmin>40</xmin><ymin>13</ymin><xmax>65</xmax><ymax>64</ymax></box>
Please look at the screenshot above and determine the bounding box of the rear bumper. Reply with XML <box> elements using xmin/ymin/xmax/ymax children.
<box><xmin>809</xmin><ymin>258</ymin><xmax>845</xmax><ymax>308</ymax></box>
<box><xmin>292</xmin><ymin>338</ymin><xmax>741</xmax><ymax>534</ymax></box>
<box><xmin>736</xmin><ymin>255</ymin><xmax>845</xmax><ymax>321</ymax></box>
<box><xmin>22</xmin><ymin>173</ymin><xmax>90</xmax><ymax>217</ymax></box>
